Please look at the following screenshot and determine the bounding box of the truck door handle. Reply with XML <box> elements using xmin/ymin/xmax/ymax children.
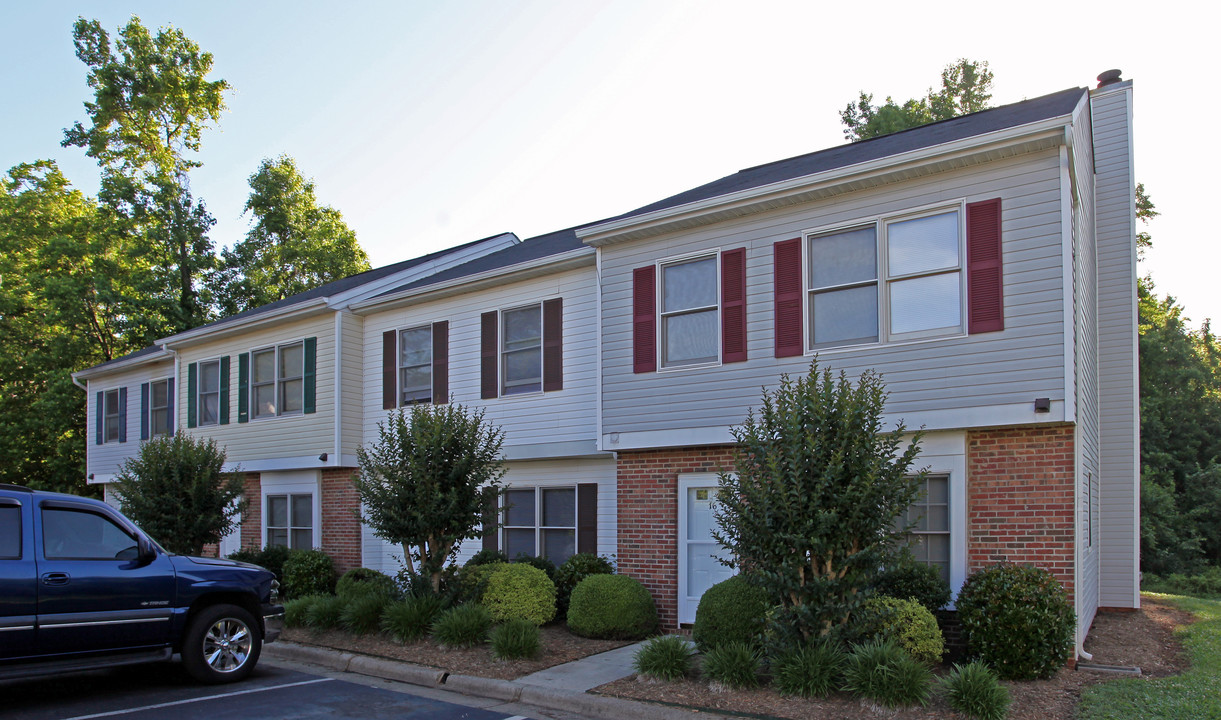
<box><xmin>41</xmin><ymin>572</ymin><xmax>70</xmax><ymax>586</ymax></box>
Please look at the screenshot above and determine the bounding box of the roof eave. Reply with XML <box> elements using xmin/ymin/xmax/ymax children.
<box><xmin>350</xmin><ymin>248</ymin><xmax>595</xmax><ymax>314</ymax></box>
<box><xmin>578</xmin><ymin>115</ymin><xmax>1074</xmax><ymax>247</ymax></box>
<box><xmin>159</xmin><ymin>297</ymin><xmax>331</xmax><ymax>349</ymax></box>
<box><xmin>72</xmin><ymin>348</ymin><xmax>174</xmax><ymax>381</ymax></box>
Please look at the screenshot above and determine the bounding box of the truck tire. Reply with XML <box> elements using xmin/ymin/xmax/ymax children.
<box><xmin>181</xmin><ymin>604</ymin><xmax>262</xmax><ymax>683</ymax></box>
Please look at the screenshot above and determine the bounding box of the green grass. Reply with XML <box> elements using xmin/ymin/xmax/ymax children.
<box><xmin>1079</xmin><ymin>594</ymin><xmax>1221</xmax><ymax>719</ymax></box>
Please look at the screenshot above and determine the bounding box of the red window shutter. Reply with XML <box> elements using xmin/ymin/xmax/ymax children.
<box><xmin>966</xmin><ymin>198</ymin><xmax>1004</xmax><ymax>334</ymax></box>
<box><xmin>382</xmin><ymin>329</ymin><xmax>397</xmax><ymax>410</ymax></box>
<box><xmin>432</xmin><ymin>321</ymin><xmax>449</xmax><ymax>404</ymax></box>
<box><xmin>773</xmin><ymin>238</ymin><xmax>804</xmax><ymax>357</ymax></box>
<box><xmin>721</xmin><ymin>248</ymin><xmax>747</xmax><ymax>363</ymax></box>
<box><xmin>481</xmin><ymin>311</ymin><xmax>499</xmax><ymax>399</ymax></box>
<box><xmin>543</xmin><ymin>298</ymin><xmax>563</xmax><ymax>392</ymax></box>
<box><xmin>632</xmin><ymin>266</ymin><xmax>657</xmax><ymax>373</ymax></box>
<box><xmin>577</xmin><ymin>483</ymin><xmax>598</xmax><ymax>554</ymax></box>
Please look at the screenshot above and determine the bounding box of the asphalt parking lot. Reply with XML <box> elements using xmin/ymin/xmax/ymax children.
<box><xmin>3</xmin><ymin>661</ymin><xmax>537</xmax><ymax>720</ymax></box>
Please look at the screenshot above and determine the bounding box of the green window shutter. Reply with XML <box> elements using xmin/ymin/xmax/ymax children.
<box><xmin>219</xmin><ymin>355</ymin><xmax>231</xmax><ymax>425</ymax></box>
<box><xmin>303</xmin><ymin>336</ymin><xmax>317</xmax><ymax>414</ymax></box>
<box><xmin>187</xmin><ymin>363</ymin><xmax>198</xmax><ymax>429</ymax></box>
<box><xmin>238</xmin><ymin>353</ymin><xmax>250</xmax><ymax>423</ymax></box>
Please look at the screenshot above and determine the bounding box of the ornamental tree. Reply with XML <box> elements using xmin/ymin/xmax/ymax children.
<box><xmin>714</xmin><ymin>361</ymin><xmax>925</xmax><ymax>646</ymax></box>
<box><xmin>112</xmin><ymin>431</ymin><xmax>245</xmax><ymax>555</ymax></box>
<box><xmin>355</xmin><ymin>404</ymin><xmax>506</xmax><ymax>593</ymax></box>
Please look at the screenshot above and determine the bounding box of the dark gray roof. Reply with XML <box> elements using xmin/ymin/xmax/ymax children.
<box><xmin>607</xmin><ymin>87</ymin><xmax>1087</xmax><ymax>223</ymax></box>
<box><xmin>375</xmin><ymin>224</ymin><xmax>592</xmax><ymax>298</ymax></box>
<box><xmin>76</xmin><ymin>344</ymin><xmax>167</xmax><ymax>375</ymax></box>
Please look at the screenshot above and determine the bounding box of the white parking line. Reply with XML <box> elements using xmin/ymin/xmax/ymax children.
<box><xmin>60</xmin><ymin>677</ymin><xmax>334</xmax><ymax>720</ymax></box>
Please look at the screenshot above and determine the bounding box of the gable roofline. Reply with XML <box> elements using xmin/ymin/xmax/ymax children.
<box><xmin>72</xmin><ymin>345</ymin><xmax>172</xmax><ymax>382</ymax></box>
<box><xmin>579</xmin><ymin>87</ymin><xmax>1086</xmax><ymax>247</ymax></box>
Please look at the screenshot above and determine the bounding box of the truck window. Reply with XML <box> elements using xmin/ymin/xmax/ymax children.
<box><xmin>42</xmin><ymin>508</ymin><xmax>137</xmax><ymax>561</ymax></box>
<box><xmin>0</xmin><ymin>506</ymin><xmax>19</xmax><ymax>558</ymax></box>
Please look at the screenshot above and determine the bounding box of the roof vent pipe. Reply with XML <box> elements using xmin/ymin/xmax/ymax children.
<box><xmin>1096</xmin><ymin>69</ymin><xmax>1123</xmax><ymax>88</ymax></box>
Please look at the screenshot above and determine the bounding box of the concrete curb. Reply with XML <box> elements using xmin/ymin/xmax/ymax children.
<box><xmin>264</xmin><ymin>642</ymin><xmax>722</xmax><ymax>719</ymax></box>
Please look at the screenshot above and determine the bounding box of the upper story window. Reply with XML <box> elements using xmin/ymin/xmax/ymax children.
<box><xmin>149</xmin><ymin>379</ymin><xmax>171</xmax><ymax>438</ymax></box>
<box><xmin>399</xmin><ymin>325</ymin><xmax>433</xmax><ymax>405</ymax></box>
<box><xmin>252</xmin><ymin>342</ymin><xmax>304</xmax><ymax>419</ymax></box>
<box><xmin>103</xmin><ymin>389</ymin><xmax>122</xmax><ymax>442</ymax></box>
<box><xmin>807</xmin><ymin>209</ymin><xmax>963</xmax><ymax>350</ymax></box>
<box><xmin>660</xmin><ymin>255</ymin><xmax>719</xmax><ymax>368</ymax></box>
<box><xmin>197</xmin><ymin>359</ymin><xmax>221</xmax><ymax>426</ymax></box>
<box><xmin>502</xmin><ymin>305</ymin><xmax>542</xmax><ymax>395</ymax></box>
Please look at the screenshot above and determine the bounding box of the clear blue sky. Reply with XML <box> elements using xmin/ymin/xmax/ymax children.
<box><xmin>2</xmin><ymin>1</ymin><xmax>1215</xmax><ymax>323</ymax></box>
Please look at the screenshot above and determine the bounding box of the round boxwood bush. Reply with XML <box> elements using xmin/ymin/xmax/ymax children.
<box><xmin>282</xmin><ymin>549</ymin><xmax>335</xmax><ymax>599</ymax></box>
<box><xmin>457</xmin><ymin>561</ymin><xmax>507</xmax><ymax>604</ymax></box>
<box><xmin>875</xmin><ymin>561</ymin><xmax>952</xmax><ymax>613</ymax></box>
<box><xmin>864</xmin><ymin>595</ymin><xmax>944</xmax><ymax>665</ymax></box>
<box><xmin>481</xmin><ymin>563</ymin><xmax>557</xmax><ymax>625</ymax></box>
<box><xmin>956</xmin><ymin>563</ymin><xmax>1075</xmax><ymax>680</ymax></box>
<box><xmin>512</xmin><ymin>553</ymin><xmax>558</xmax><ymax>582</ymax></box>
<box><xmin>337</xmin><ymin>567</ymin><xmax>399</xmax><ymax>601</ymax></box>
<box><xmin>567</xmin><ymin>574</ymin><xmax>658</xmax><ymax>640</ymax></box>
<box><xmin>692</xmin><ymin>574</ymin><xmax>769</xmax><ymax>651</ymax></box>
<box><xmin>554</xmin><ymin>553</ymin><xmax>615</xmax><ymax>617</ymax></box>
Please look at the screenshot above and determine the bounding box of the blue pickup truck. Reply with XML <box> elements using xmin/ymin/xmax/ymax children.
<box><xmin>0</xmin><ymin>484</ymin><xmax>283</xmax><ymax>684</ymax></box>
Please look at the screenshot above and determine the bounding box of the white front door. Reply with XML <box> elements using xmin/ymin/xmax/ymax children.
<box><xmin>677</xmin><ymin>473</ymin><xmax>735</xmax><ymax>624</ymax></box>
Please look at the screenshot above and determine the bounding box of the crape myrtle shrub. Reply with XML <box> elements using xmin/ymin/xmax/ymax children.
<box><xmin>715</xmin><ymin>361</ymin><xmax>924</xmax><ymax>646</ymax></box>
<box><xmin>956</xmin><ymin>563</ymin><xmax>1075</xmax><ymax>680</ymax></box>
<box><xmin>282</xmin><ymin>549</ymin><xmax>335</xmax><ymax>599</ymax></box>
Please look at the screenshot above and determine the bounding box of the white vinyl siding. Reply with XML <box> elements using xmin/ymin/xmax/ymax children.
<box><xmin>599</xmin><ymin>151</ymin><xmax>1068</xmax><ymax>439</ymax></box>
<box><xmin>84</xmin><ymin>360</ymin><xmax>175</xmax><ymax>483</ymax></box>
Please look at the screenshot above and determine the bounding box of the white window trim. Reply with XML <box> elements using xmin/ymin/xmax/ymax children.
<box><xmin>197</xmin><ymin>358</ymin><xmax>222</xmax><ymax>427</ymax></box>
<box><xmin>250</xmin><ymin>340</ymin><xmax>305</xmax><ymax>421</ymax></box>
<box><xmin>802</xmin><ymin>201</ymin><xmax>968</xmax><ymax>354</ymax></box>
<box><xmin>398</xmin><ymin>324</ymin><xmax>433</xmax><ymax>405</ymax></box>
<box><xmin>500</xmin><ymin>303</ymin><xmax>544</xmax><ymax>398</ymax></box>
<box><xmin>103</xmin><ymin>388</ymin><xmax>121</xmax><ymax>443</ymax></box>
<box><xmin>656</xmin><ymin>250</ymin><xmax>722</xmax><ymax>372</ymax></box>
<box><xmin>500</xmin><ymin>484</ymin><xmax>578</xmax><ymax>562</ymax></box>
<box><xmin>149</xmin><ymin>377</ymin><xmax>172</xmax><ymax>438</ymax></box>
<box><xmin>259</xmin><ymin>470</ymin><xmax>321</xmax><ymax>551</ymax></box>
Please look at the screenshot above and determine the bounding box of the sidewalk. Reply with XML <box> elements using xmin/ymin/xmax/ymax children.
<box><xmin>264</xmin><ymin>639</ymin><xmax>723</xmax><ymax>720</ymax></box>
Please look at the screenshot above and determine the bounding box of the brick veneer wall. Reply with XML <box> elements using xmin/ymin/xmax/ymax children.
<box><xmin>240</xmin><ymin>473</ymin><xmax>262</xmax><ymax>551</ymax></box>
<box><xmin>321</xmin><ymin>468</ymin><xmax>363</xmax><ymax>574</ymax></box>
<box><xmin>616</xmin><ymin>446</ymin><xmax>737</xmax><ymax>631</ymax></box>
<box><xmin>966</xmin><ymin>424</ymin><xmax>1076</xmax><ymax>599</ymax></box>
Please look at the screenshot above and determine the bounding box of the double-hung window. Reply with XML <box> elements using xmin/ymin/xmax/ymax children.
<box><xmin>898</xmin><ymin>475</ymin><xmax>950</xmax><ymax>585</ymax></box>
<box><xmin>502</xmin><ymin>486</ymin><xmax>576</xmax><ymax>564</ymax></box>
<box><xmin>399</xmin><ymin>325</ymin><xmax>433</xmax><ymax>404</ymax></box>
<box><xmin>501</xmin><ymin>305</ymin><xmax>542</xmax><ymax>395</ymax></box>
<box><xmin>103</xmin><ymin>389</ymin><xmax>122</xmax><ymax>442</ymax></box>
<box><xmin>252</xmin><ymin>342</ymin><xmax>304</xmax><ymax>419</ymax></box>
<box><xmin>197</xmin><ymin>360</ymin><xmax>221</xmax><ymax>426</ymax></box>
<box><xmin>149</xmin><ymin>379</ymin><xmax>171</xmax><ymax>438</ymax></box>
<box><xmin>660</xmin><ymin>255</ymin><xmax>719</xmax><ymax>367</ymax></box>
<box><xmin>266</xmin><ymin>493</ymin><xmax>312</xmax><ymax>549</ymax></box>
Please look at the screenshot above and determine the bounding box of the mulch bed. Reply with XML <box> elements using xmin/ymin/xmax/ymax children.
<box><xmin>593</xmin><ymin>596</ymin><xmax>1195</xmax><ymax>720</ymax></box>
<box><xmin>281</xmin><ymin>624</ymin><xmax>631</xmax><ymax>680</ymax></box>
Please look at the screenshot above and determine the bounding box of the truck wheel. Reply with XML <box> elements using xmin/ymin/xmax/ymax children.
<box><xmin>182</xmin><ymin>604</ymin><xmax>262</xmax><ymax>683</ymax></box>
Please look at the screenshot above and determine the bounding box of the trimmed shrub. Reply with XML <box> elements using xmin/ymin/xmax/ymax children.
<box><xmin>941</xmin><ymin>661</ymin><xmax>1011</xmax><ymax>720</ymax></box>
<box><xmin>432</xmin><ymin>604</ymin><xmax>493</xmax><ymax>648</ymax></box>
<box><xmin>282</xmin><ymin>549</ymin><xmax>335</xmax><ymax>599</ymax></box>
<box><xmin>633</xmin><ymin>635</ymin><xmax>694</xmax><ymax>681</ymax></box>
<box><xmin>382</xmin><ymin>596</ymin><xmax>446</xmax><ymax>643</ymax></box>
<box><xmin>228</xmin><ymin>544</ymin><xmax>292</xmax><ymax>584</ymax></box>
<box><xmin>341</xmin><ymin>593</ymin><xmax>389</xmax><ymax>634</ymax></box>
<box><xmin>512</xmin><ymin>553</ymin><xmax>558</xmax><ymax>582</ymax></box>
<box><xmin>956</xmin><ymin>563</ymin><xmax>1075</xmax><ymax>680</ymax></box>
<box><xmin>865</xmin><ymin>595</ymin><xmax>944</xmax><ymax>665</ymax></box>
<box><xmin>701</xmin><ymin>641</ymin><xmax>760</xmax><ymax>689</ymax></box>
<box><xmin>457</xmin><ymin>561</ymin><xmax>507</xmax><ymax>604</ymax></box>
<box><xmin>567</xmin><ymin>574</ymin><xmax>658</xmax><ymax>640</ymax></box>
<box><xmin>464</xmin><ymin>549</ymin><xmax>509</xmax><ymax>567</ymax></box>
<box><xmin>554</xmin><ymin>553</ymin><xmax>615</xmax><ymax>617</ymax></box>
<box><xmin>337</xmin><ymin>567</ymin><xmax>399</xmax><ymax>601</ymax></box>
<box><xmin>490</xmin><ymin>619</ymin><xmax>541</xmax><ymax>660</ymax></box>
<box><xmin>843</xmin><ymin>639</ymin><xmax>933</xmax><ymax>708</ymax></box>
<box><xmin>875</xmin><ymin>561</ymin><xmax>952</xmax><ymax>613</ymax></box>
<box><xmin>481</xmin><ymin>563</ymin><xmax>557</xmax><ymax>625</ymax></box>
<box><xmin>772</xmin><ymin>640</ymin><xmax>846</xmax><ymax>698</ymax></box>
<box><xmin>283</xmin><ymin>595</ymin><xmax>320</xmax><ymax>628</ymax></box>
<box><xmin>305</xmin><ymin>595</ymin><xmax>346</xmax><ymax>630</ymax></box>
<box><xmin>692</xmin><ymin>575</ymin><xmax>770</xmax><ymax>652</ymax></box>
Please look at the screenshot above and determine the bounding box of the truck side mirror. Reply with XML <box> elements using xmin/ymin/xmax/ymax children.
<box><xmin>137</xmin><ymin>535</ymin><xmax>157</xmax><ymax>565</ymax></box>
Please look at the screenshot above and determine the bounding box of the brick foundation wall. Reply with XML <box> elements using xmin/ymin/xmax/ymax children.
<box><xmin>617</xmin><ymin>446</ymin><xmax>737</xmax><ymax>631</ymax></box>
<box><xmin>240</xmin><ymin>473</ymin><xmax>262</xmax><ymax>551</ymax></box>
<box><xmin>967</xmin><ymin>424</ymin><xmax>1076</xmax><ymax>600</ymax></box>
<box><xmin>321</xmin><ymin>468</ymin><xmax>363</xmax><ymax>574</ymax></box>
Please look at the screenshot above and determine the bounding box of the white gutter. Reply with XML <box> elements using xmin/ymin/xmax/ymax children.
<box><xmin>159</xmin><ymin>297</ymin><xmax>330</xmax><ymax>348</ymax></box>
<box><xmin>350</xmin><ymin>248</ymin><xmax>594</xmax><ymax>314</ymax></box>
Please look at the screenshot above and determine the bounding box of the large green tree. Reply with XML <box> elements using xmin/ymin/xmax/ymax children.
<box><xmin>839</xmin><ymin>59</ymin><xmax>994</xmax><ymax>142</ymax></box>
<box><xmin>215</xmin><ymin>156</ymin><xmax>370</xmax><ymax>315</ymax></box>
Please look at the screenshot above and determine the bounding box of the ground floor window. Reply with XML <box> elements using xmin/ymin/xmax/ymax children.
<box><xmin>898</xmin><ymin>474</ymin><xmax>950</xmax><ymax>584</ymax></box>
<box><xmin>267</xmin><ymin>493</ymin><xmax>313</xmax><ymax>549</ymax></box>
<box><xmin>502</xmin><ymin>486</ymin><xmax>575</xmax><ymax>564</ymax></box>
